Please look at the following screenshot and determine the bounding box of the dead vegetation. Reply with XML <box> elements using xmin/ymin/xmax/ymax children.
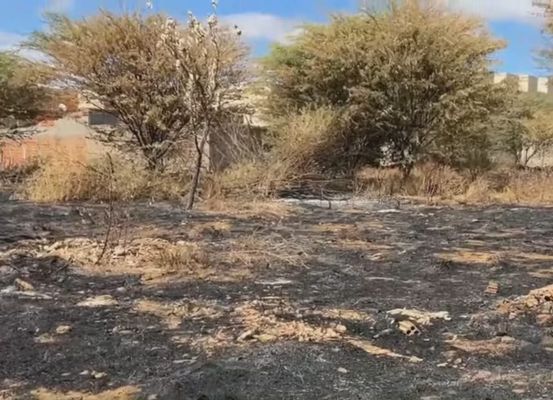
<box><xmin>22</xmin><ymin>151</ymin><xmax>187</xmax><ymax>202</ymax></box>
<box><xmin>2</xmin><ymin>200</ymin><xmax>553</xmax><ymax>398</ymax></box>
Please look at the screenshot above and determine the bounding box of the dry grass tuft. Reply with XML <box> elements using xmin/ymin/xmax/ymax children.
<box><xmin>152</xmin><ymin>242</ymin><xmax>210</xmax><ymax>272</ymax></box>
<box><xmin>356</xmin><ymin>164</ymin><xmax>553</xmax><ymax>206</ymax></box>
<box><xmin>30</xmin><ymin>386</ymin><xmax>140</xmax><ymax>400</ymax></box>
<box><xmin>22</xmin><ymin>150</ymin><xmax>187</xmax><ymax>202</ymax></box>
<box><xmin>356</xmin><ymin>163</ymin><xmax>467</xmax><ymax>199</ymax></box>
<box><xmin>134</xmin><ymin>299</ymin><xmax>223</xmax><ymax>329</ymax></box>
<box><xmin>224</xmin><ymin>233</ymin><xmax>308</xmax><ymax>268</ymax></box>
<box><xmin>435</xmin><ymin>249</ymin><xmax>501</xmax><ymax>266</ymax></box>
<box><xmin>188</xmin><ymin>221</ymin><xmax>232</xmax><ymax>239</ymax></box>
<box><xmin>448</xmin><ymin>337</ymin><xmax>528</xmax><ymax>357</ymax></box>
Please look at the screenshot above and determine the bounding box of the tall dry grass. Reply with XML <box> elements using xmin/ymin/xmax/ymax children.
<box><xmin>356</xmin><ymin>163</ymin><xmax>468</xmax><ymax>199</ymax></box>
<box><xmin>356</xmin><ymin>163</ymin><xmax>553</xmax><ymax>205</ymax></box>
<box><xmin>22</xmin><ymin>146</ymin><xmax>187</xmax><ymax>202</ymax></box>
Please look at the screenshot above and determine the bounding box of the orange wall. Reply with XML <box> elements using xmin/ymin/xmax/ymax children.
<box><xmin>0</xmin><ymin>136</ymin><xmax>89</xmax><ymax>169</ymax></box>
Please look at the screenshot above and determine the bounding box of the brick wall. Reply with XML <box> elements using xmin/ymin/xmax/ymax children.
<box><xmin>0</xmin><ymin>136</ymin><xmax>89</xmax><ymax>169</ymax></box>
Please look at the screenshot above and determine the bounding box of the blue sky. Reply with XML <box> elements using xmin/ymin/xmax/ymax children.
<box><xmin>0</xmin><ymin>0</ymin><xmax>550</xmax><ymax>75</ymax></box>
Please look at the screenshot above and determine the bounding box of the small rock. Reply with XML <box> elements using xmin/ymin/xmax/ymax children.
<box><xmin>485</xmin><ymin>281</ymin><xmax>500</xmax><ymax>295</ymax></box>
<box><xmin>437</xmin><ymin>363</ymin><xmax>448</xmax><ymax>368</ymax></box>
<box><xmin>454</xmin><ymin>358</ymin><xmax>463</xmax><ymax>365</ymax></box>
<box><xmin>334</xmin><ymin>324</ymin><xmax>347</xmax><ymax>334</ymax></box>
<box><xmin>79</xmin><ymin>370</ymin><xmax>90</xmax><ymax>376</ymax></box>
<box><xmin>147</xmin><ymin>395</ymin><xmax>159</xmax><ymax>400</ymax></box>
<box><xmin>116</xmin><ymin>287</ymin><xmax>127</xmax><ymax>293</ymax></box>
<box><xmin>55</xmin><ymin>325</ymin><xmax>72</xmax><ymax>335</ymax></box>
<box><xmin>92</xmin><ymin>371</ymin><xmax>107</xmax><ymax>379</ymax></box>
<box><xmin>337</xmin><ymin>367</ymin><xmax>348</xmax><ymax>374</ymax></box>
<box><xmin>14</xmin><ymin>278</ymin><xmax>34</xmax><ymax>292</ymax></box>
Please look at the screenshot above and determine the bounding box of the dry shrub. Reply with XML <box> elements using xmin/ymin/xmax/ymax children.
<box><xmin>152</xmin><ymin>243</ymin><xmax>210</xmax><ymax>273</ymax></box>
<box><xmin>208</xmin><ymin>107</ymin><xmax>344</xmax><ymax>199</ymax></box>
<box><xmin>355</xmin><ymin>167</ymin><xmax>403</xmax><ymax>196</ymax></box>
<box><xmin>224</xmin><ymin>233</ymin><xmax>308</xmax><ymax>268</ymax></box>
<box><xmin>463</xmin><ymin>177</ymin><xmax>493</xmax><ymax>203</ymax></box>
<box><xmin>357</xmin><ymin>163</ymin><xmax>467</xmax><ymax>198</ymax></box>
<box><xmin>412</xmin><ymin>163</ymin><xmax>468</xmax><ymax>197</ymax></box>
<box><xmin>23</xmin><ymin>152</ymin><xmax>187</xmax><ymax>202</ymax></box>
<box><xmin>460</xmin><ymin>169</ymin><xmax>553</xmax><ymax>205</ymax></box>
<box><xmin>207</xmin><ymin>159</ymin><xmax>290</xmax><ymax>199</ymax></box>
<box><xmin>188</xmin><ymin>221</ymin><xmax>232</xmax><ymax>239</ymax></box>
<box><xmin>500</xmin><ymin>169</ymin><xmax>553</xmax><ymax>204</ymax></box>
<box><xmin>272</xmin><ymin>106</ymin><xmax>342</xmax><ymax>173</ymax></box>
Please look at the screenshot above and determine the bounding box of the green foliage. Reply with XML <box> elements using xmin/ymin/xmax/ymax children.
<box><xmin>494</xmin><ymin>90</ymin><xmax>553</xmax><ymax>167</ymax></box>
<box><xmin>28</xmin><ymin>12</ymin><xmax>246</xmax><ymax>172</ymax></box>
<box><xmin>262</xmin><ymin>0</ymin><xmax>507</xmax><ymax>174</ymax></box>
<box><xmin>0</xmin><ymin>52</ymin><xmax>48</xmax><ymax>132</ymax></box>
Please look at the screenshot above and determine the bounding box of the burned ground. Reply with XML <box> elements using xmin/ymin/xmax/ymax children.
<box><xmin>1</xmin><ymin>198</ymin><xmax>553</xmax><ymax>399</ymax></box>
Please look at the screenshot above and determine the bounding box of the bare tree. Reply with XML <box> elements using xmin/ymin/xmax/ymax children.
<box><xmin>159</xmin><ymin>4</ymin><xmax>248</xmax><ymax>209</ymax></box>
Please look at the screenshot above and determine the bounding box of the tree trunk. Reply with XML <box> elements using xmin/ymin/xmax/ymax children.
<box><xmin>187</xmin><ymin>131</ymin><xmax>209</xmax><ymax>210</ymax></box>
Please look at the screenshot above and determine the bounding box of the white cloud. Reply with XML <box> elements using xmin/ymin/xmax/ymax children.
<box><xmin>44</xmin><ymin>0</ymin><xmax>74</xmax><ymax>13</ymax></box>
<box><xmin>220</xmin><ymin>13</ymin><xmax>302</xmax><ymax>43</ymax></box>
<box><xmin>443</xmin><ymin>0</ymin><xmax>545</xmax><ymax>23</ymax></box>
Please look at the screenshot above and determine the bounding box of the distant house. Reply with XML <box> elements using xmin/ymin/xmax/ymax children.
<box><xmin>492</xmin><ymin>73</ymin><xmax>553</xmax><ymax>97</ymax></box>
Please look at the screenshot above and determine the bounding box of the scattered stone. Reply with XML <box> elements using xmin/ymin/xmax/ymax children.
<box><xmin>79</xmin><ymin>370</ymin><xmax>90</xmax><ymax>376</ymax></box>
<box><xmin>437</xmin><ymin>363</ymin><xmax>448</xmax><ymax>368</ymax></box>
<box><xmin>485</xmin><ymin>281</ymin><xmax>500</xmax><ymax>295</ymax></box>
<box><xmin>55</xmin><ymin>325</ymin><xmax>72</xmax><ymax>335</ymax></box>
<box><xmin>77</xmin><ymin>295</ymin><xmax>117</xmax><ymax>308</ymax></box>
<box><xmin>454</xmin><ymin>358</ymin><xmax>463</xmax><ymax>365</ymax></box>
<box><xmin>92</xmin><ymin>371</ymin><xmax>107</xmax><ymax>379</ymax></box>
<box><xmin>14</xmin><ymin>278</ymin><xmax>34</xmax><ymax>292</ymax></box>
<box><xmin>337</xmin><ymin>367</ymin><xmax>348</xmax><ymax>374</ymax></box>
<box><xmin>334</xmin><ymin>324</ymin><xmax>347</xmax><ymax>334</ymax></box>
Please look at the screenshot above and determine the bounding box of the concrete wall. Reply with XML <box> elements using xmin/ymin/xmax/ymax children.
<box><xmin>493</xmin><ymin>72</ymin><xmax>553</xmax><ymax>96</ymax></box>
